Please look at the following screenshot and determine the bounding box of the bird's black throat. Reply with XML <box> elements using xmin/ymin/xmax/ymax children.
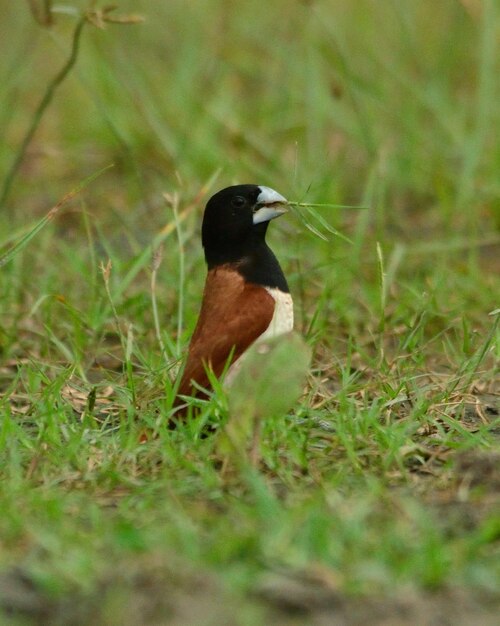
<box><xmin>204</xmin><ymin>232</ymin><xmax>289</xmax><ymax>292</ymax></box>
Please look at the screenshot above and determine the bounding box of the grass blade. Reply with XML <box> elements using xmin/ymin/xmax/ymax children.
<box><xmin>0</xmin><ymin>164</ymin><xmax>113</xmax><ymax>268</ymax></box>
<box><xmin>289</xmin><ymin>201</ymin><xmax>369</xmax><ymax>210</ymax></box>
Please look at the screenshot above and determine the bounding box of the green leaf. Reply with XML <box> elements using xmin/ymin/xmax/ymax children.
<box><xmin>220</xmin><ymin>333</ymin><xmax>311</xmax><ymax>460</ymax></box>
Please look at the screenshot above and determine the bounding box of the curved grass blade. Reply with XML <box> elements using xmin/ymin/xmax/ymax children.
<box><xmin>289</xmin><ymin>201</ymin><xmax>369</xmax><ymax>210</ymax></box>
<box><xmin>0</xmin><ymin>164</ymin><xmax>113</xmax><ymax>268</ymax></box>
<box><xmin>288</xmin><ymin>204</ymin><xmax>354</xmax><ymax>244</ymax></box>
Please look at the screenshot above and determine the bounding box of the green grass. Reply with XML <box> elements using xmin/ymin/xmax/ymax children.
<box><xmin>0</xmin><ymin>1</ymin><xmax>499</xmax><ymax>624</ymax></box>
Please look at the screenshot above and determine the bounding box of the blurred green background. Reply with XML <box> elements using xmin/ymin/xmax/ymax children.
<box><xmin>2</xmin><ymin>1</ymin><xmax>498</xmax><ymax>223</ymax></box>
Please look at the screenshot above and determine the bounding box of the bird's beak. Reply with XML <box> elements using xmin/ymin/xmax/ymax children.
<box><xmin>253</xmin><ymin>186</ymin><xmax>288</xmax><ymax>225</ymax></box>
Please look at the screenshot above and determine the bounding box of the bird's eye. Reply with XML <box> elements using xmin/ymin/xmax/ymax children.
<box><xmin>231</xmin><ymin>196</ymin><xmax>246</xmax><ymax>208</ymax></box>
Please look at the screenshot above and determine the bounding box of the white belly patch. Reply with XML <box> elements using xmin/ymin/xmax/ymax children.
<box><xmin>225</xmin><ymin>288</ymin><xmax>294</xmax><ymax>385</ymax></box>
<box><xmin>259</xmin><ymin>288</ymin><xmax>294</xmax><ymax>340</ymax></box>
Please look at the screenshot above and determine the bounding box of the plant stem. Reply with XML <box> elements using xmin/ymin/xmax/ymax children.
<box><xmin>0</xmin><ymin>15</ymin><xmax>86</xmax><ymax>210</ymax></box>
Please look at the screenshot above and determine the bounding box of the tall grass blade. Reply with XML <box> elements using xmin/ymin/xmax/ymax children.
<box><xmin>0</xmin><ymin>164</ymin><xmax>113</xmax><ymax>269</ymax></box>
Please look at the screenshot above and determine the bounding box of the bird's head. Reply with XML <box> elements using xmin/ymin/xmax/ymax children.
<box><xmin>202</xmin><ymin>185</ymin><xmax>288</xmax><ymax>265</ymax></box>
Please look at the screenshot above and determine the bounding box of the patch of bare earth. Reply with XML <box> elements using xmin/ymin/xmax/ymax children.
<box><xmin>1</xmin><ymin>562</ymin><xmax>499</xmax><ymax>626</ymax></box>
<box><xmin>256</xmin><ymin>571</ymin><xmax>500</xmax><ymax>626</ymax></box>
<box><xmin>0</xmin><ymin>559</ymin><xmax>236</xmax><ymax>626</ymax></box>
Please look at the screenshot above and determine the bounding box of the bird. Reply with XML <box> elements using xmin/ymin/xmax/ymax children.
<box><xmin>172</xmin><ymin>184</ymin><xmax>293</xmax><ymax>418</ymax></box>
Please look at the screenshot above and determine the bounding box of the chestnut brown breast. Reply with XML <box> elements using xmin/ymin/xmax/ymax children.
<box><xmin>176</xmin><ymin>266</ymin><xmax>275</xmax><ymax>401</ymax></box>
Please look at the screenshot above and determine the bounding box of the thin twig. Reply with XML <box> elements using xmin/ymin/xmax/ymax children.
<box><xmin>0</xmin><ymin>15</ymin><xmax>86</xmax><ymax>209</ymax></box>
<box><xmin>27</xmin><ymin>0</ymin><xmax>54</xmax><ymax>26</ymax></box>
